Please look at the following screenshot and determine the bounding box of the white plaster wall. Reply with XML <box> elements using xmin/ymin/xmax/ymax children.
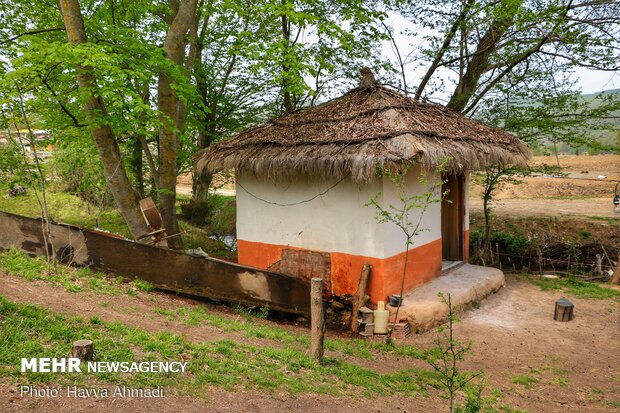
<box><xmin>381</xmin><ymin>167</ymin><xmax>442</xmax><ymax>258</ymax></box>
<box><xmin>236</xmin><ymin>173</ymin><xmax>386</xmax><ymax>258</ymax></box>
<box><xmin>237</xmin><ymin>166</ymin><xmax>443</xmax><ymax>260</ymax></box>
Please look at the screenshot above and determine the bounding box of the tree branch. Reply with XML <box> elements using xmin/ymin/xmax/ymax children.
<box><xmin>2</xmin><ymin>27</ymin><xmax>65</xmax><ymax>44</ymax></box>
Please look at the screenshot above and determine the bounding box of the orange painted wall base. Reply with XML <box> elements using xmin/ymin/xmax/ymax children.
<box><xmin>237</xmin><ymin>239</ymin><xmax>444</xmax><ymax>303</ymax></box>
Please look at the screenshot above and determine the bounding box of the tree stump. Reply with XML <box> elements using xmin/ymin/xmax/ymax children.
<box><xmin>72</xmin><ymin>340</ymin><xmax>94</xmax><ymax>361</ymax></box>
<box><xmin>554</xmin><ymin>298</ymin><xmax>574</xmax><ymax>322</ymax></box>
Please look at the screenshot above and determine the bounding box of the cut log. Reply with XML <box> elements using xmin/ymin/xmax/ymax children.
<box><xmin>554</xmin><ymin>298</ymin><xmax>574</xmax><ymax>322</ymax></box>
<box><xmin>349</xmin><ymin>264</ymin><xmax>371</xmax><ymax>332</ymax></box>
<box><xmin>310</xmin><ymin>278</ymin><xmax>325</xmax><ymax>361</ymax></box>
<box><xmin>72</xmin><ymin>340</ymin><xmax>94</xmax><ymax>361</ymax></box>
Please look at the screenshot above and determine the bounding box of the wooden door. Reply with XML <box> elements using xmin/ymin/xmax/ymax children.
<box><xmin>441</xmin><ymin>174</ymin><xmax>465</xmax><ymax>261</ymax></box>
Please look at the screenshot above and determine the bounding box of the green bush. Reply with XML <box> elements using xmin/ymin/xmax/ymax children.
<box><xmin>49</xmin><ymin>141</ymin><xmax>114</xmax><ymax>207</ymax></box>
<box><xmin>489</xmin><ymin>230</ymin><xmax>529</xmax><ymax>255</ymax></box>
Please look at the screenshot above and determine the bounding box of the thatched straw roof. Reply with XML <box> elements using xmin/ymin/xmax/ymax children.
<box><xmin>196</xmin><ymin>74</ymin><xmax>530</xmax><ymax>184</ymax></box>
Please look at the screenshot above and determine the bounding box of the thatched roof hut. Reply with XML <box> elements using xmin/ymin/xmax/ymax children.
<box><xmin>196</xmin><ymin>75</ymin><xmax>529</xmax><ymax>184</ymax></box>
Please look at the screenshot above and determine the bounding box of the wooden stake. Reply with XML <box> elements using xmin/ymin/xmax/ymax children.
<box><xmin>554</xmin><ymin>298</ymin><xmax>574</xmax><ymax>322</ymax></box>
<box><xmin>349</xmin><ymin>264</ymin><xmax>371</xmax><ymax>332</ymax></box>
<box><xmin>310</xmin><ymin>278</ymin><xmax>325</xmax><ymax>361</ymax></box>
<box><xmin>496</xmin><ymin>243</ymin><xmax>501</xmax><ymax>270</ymax></box>
<box><xmin>610</xmin><ymin>253</ymin><xmax>620</xmax><ymax>284</ymax></box>
<box><xmin>537</xmin><ymin>248</ymin><xmax>543</xmax><ymax>275</ymax></box>
<box><xmin>72</xmin><ymin>340</ymin><xmax>94</xmax><ymax>361</ymax></box>
<box><xmin>595</xmin><ymin>254</ymin><xmax>602</xmax><ymax>275</ymax></box>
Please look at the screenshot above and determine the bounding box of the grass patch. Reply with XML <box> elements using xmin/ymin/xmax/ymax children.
<box><xmin>531</xmin><ymin>276</ymin><xmax>620</xmax><ymax>300</ymax></box>
<box><xmin>588</xmin><ymin>216</ymin><xmax>620</xmax><ymax>225</ymax></box>
<box><xmin>511</xmin><ymin>374</ymin><xmax>539</xmax><ymax>389</ymax></box>
<box><xmin>133</xmin><ymin>279</ymin><xmax>154</xmax><ymax>293</ymax></box>
<box><xmin>0</xmin><ymin>183</ymin><xmax>130</xmax><ymax>237</ymax></box>
<box><xmin>0</xmin><ymin>249</ymin><xmax>123</xmax><ymax>295</ymax></box>
<box><xmin>0</xmin><ymin>296</ymin><xmax>438</xmax><ymax>397</ymax></box>
<box><xmin>1</xmin><ymin>249</ymin><xmax>431</xmax><ymax>364</ymax></box>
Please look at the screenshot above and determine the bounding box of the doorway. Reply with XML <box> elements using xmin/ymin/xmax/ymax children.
<box><xmin>441</xmin><ymin>173</ymin><xmax>465</xmax><ymax>263</ymax></box>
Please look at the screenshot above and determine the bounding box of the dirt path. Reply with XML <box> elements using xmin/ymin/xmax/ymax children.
<box><xmin>0</xmin><ymin>272</ymin><xmax>618</xmax><ymax>412</ymax></box>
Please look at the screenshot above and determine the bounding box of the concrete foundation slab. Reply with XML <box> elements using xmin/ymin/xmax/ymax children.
<box><xmin>387</xmin><ymin>264</ymin><xmax>505</xmax><ymax>333</ymax></box>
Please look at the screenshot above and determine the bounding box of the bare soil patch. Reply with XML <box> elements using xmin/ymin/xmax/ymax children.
<box><xmin>531</xmin><ymin>155</ymin><xmax>620</xmax><ymax>178</ymax></box>
<box><xmin>470</xmin><ymin>197</ymin><xmax>618</xmax><ymax>218</ymax></box>
<box><xmin>0</xmin><ymin>271</ymin><xmax>618</xmax><ymax>412</ymax></box>
<box><xmin>469</xmin><ymin>155</ymin><xmax>620</xmax><ymax>218</ymax></box>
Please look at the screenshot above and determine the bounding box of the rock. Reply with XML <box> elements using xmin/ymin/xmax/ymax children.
<box><xmin>8</xmin><ymin>185</ymin><xmax>26</xmax><ymax>197</ymax></box>
<box><xmin>185</xmin><ymin>247</ymin><xmax>209</xmax><ymax>258</ymax></box>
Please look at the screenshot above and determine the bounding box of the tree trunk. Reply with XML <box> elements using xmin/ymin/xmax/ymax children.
<box><xmin>131</xmin><ymin>137</ymin><xmax>144</xmax><ymax>197</ymax></box>
<box><xmin>58</xmin><ymin>0</ymin><xmax>150</xmax><ymax>241</ymax></box>
<box><xmin>447</xmin><ymin>0</ymin><xmax>523</xmax><ymax>112</ymax></box>
<box><xmin>280</xmin><ymin>6</ymin><xmax>294</xmax><ymax>113</ymax></box>
<box><xmin>157</xmin><ymin>0</ymin><xmax>198</xmax><ymax>248</ymax></box>
<box><xmin>415</xmin><ymin>0</ymin><xmax>476</xmax><ymax>100</ymax></box>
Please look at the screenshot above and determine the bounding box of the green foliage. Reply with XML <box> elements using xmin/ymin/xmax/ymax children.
<box><xmin>49</xmin><ymin>139</ymin><xmax>114</xmax><ymax>207</ymax></box>
<box><xmin>133</xmin><ymin>279</ymin><xmax>154</xmax><ymax>293</ymax></box>
<box><xmin>488</xmin><ymin>230</ymin><xmax>529</xmax><ymax>255</ymax></box>
<box><xmin>531</xmin><ymin>276</ymin><xmax>620</xmax><ymax>300</ymax></box>
<box><xmin>0</xmin><ymin>141</ymin><xmax>26</xmax><ymax>186</ymax></box>
<box><xmin>511</xmin><ymin>374</ymin><xmax>539</xmax><ymax>389</ymax></box>
<box><xmin>578</xmin><ymin>229</ymin><xmax>591</xmax><ymax>240</ymax></box>
<box><xmin>426</xmin><ymin>293</ymin><xmax>484</xmax><ymax>413</ymax></box>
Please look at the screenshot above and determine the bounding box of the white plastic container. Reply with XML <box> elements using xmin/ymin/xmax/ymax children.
<box><xmin>373</xmin><ymin>301</ymin><xmax>390</xmax><ymax>334</ymax></box>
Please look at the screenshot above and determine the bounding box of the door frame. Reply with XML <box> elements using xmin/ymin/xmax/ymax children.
<box><xmin>441</xmin><ymin>173</ymin><xmax>465</xmax><ymax>261</ymax></box>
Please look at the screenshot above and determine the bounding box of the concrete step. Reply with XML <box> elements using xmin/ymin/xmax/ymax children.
<box><xmin>387</xmin><ymin>264</ymin><xmax>505</xmax><ymax>333</ymax></box>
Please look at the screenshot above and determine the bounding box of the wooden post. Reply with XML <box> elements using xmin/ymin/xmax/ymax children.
<box><xmin>349</xmin><ymin>264</ymin><xmax>371</xmax><ymax>332</ymax></box>
<box><xmin>595</xmin><ymin>254</ymin><xmax>602</xmax><ymax>276</ymax></box>
<box><xmin>554</xmin><ymin>297</ymin><xmax>574</xmax><ymax>322</ymax></box>
<box><xmin>496</xmin><ymin>243</ymin><xmax>501</xmax><ymax>270</ymax></box>
<box><xmin>72</xmin><ymin>340</ymin><xmax>94</xmax><ymax>361</ymax></box>
<box><xmin>310</xmin><ymin>278</ymin><xmax>325</xmax><ymax>361</ymax></box>
<box><xmin>610</xmin><ymin>253</ymin><xmax>620</xmax><ymax>284</ymax></box>
<box><xmin>537</xmin><ymin>248</ymin><xmax>543</xmax><ymax>275</ymax></box>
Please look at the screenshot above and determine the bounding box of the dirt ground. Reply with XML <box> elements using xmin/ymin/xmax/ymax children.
<box><xmin>1</xmin><ymin>271</ymin><xmax>618</xmax><ymax>412</ymax></box>
<box><xmin>469</xmin><ymin>197</ymin><xmax>617</xmax><ymax>218</ymax></box>
<box><xmin>469</xmin><ymin>155</ymin><xmax>620</xmax><ymax>218</ymax></box>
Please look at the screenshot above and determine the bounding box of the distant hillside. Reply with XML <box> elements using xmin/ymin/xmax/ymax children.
<box><xmin>581</xmin><ymin>88</ymin><xmax>620</xmax><ymax>104</ymax></box>
<box><xmin>540</xmin><ymin>89</ymin><xmax>619</xmax><ymax>154</ymax></box>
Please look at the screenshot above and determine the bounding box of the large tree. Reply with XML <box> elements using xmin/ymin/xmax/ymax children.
<box><xmin>393</xmin><ymin>0</ymin><xmax>619</xmax><ymax>127</ymax></box>
<box><xmin>0</xmin><ymin>0</ymin><xmax>388</xmax><ymax>244</ymax></box>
